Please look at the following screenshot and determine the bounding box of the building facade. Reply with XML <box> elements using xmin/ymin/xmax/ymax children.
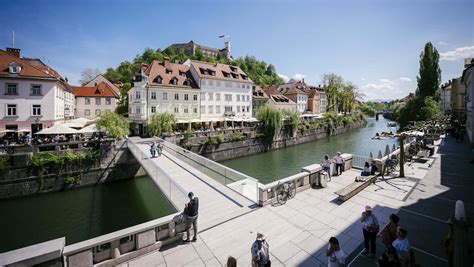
<box><xmin>451</xmin><ymin>77</ymin><xmax>466</xmax><ymax>122</ymax></box>
<box><xmin>252</xmin><ymin>86</ymin><xmax>270</xmax><ymax>117</ymax></box>
<box><xmin>0</xmin><ymin>48</ymin><xmax>74</xmax><ymax>135</ymax></box>
<box><xmin>278</xmin><ymin>79</ymin><xmax>309</xmax><ymax>113</ymax></box>
<box><xmin>461</xmin><ymin>59</ymin><xmax>474</xmax><ymax>146</ymax></box>
<box><xmin>84</xmin><ymin>74</ymin><xmax>121</xmax><ymax>96</ymax></box>
<box><xmin>128</xmin><ymin>58</ymin><xmax>200</xmax><ymax>135</ymax></box>
<box><xmin>186</xmin><ymin>60</ymin><xmax>253</xmax><ymax>120</ymax></box>
<box><xmin>72</xmin><ymin>82</ymin><xmax>119</xmax><ymax>119</ymax></box>
<box><xmin>166</xmin><ymin>40</ymin><xmax>231</xmax><ymax>60</ymax></box>
<box><xmin>441</xmin><ymin>81</ymin><xmax>452</xmax><ymax>114</ymax></box>
<box><xmin>267</xmin><ymin>94</ymin><xmax>297</xmax><ymax>112</ymax></box>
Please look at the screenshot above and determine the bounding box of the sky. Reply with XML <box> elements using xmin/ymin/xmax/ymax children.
<box><xmin>0</xmin><ymin>0</ymin><xmax>473</xmax><ymax>101</ymax></box>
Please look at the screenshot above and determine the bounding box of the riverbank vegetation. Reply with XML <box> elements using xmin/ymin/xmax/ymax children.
<box><xmin>96</xmin><ymin>112</ymin><xmax>130</xmax><ymax>139</ymax></box>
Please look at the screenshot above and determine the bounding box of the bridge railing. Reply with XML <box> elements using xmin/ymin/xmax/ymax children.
<box><xmin>352</xmin><ymin>154</ymin><xmax>372</xmax><ymax>169</ymax></box>
<box><xmin>161</xmin><ymin>140</ymin><xmax>260</xmax><ymax>203</ymax></box>
<box><xmin>127</xmin><ymin>139</ymin><xmax>188</xmax><ymax>210</ymax></box>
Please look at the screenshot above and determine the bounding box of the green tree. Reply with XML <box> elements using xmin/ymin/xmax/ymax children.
<box><xmin>117</xmin><ymin>61</ymin><xmax>139</xmax><ymax>84</ymax></box>
<box><xmin>148</xmin><ymin>113</ymin><xmax>177</xmax><ymax>137</ymax></box>
<box><xmin>115</xmin><ymin>82</ymin><xmax>131</xmax><ymax>116</ymax></box>
<box><xmin>256</xmin><ymin>105</ymin><xmax>282</xmax><ymax>143</ymax></box>
<box><xmin>97</xmin><ymin>112</ymin><xmax>130</xmax><ymax>139</ymax></box>
<box><xmin>416</xmin><ymin>42</ymin><xmax>441</xmax><ymax>101</ymax></box>
<box><xmin>103</xmin><ymin>67</ymin><xmax>121</xmax><ymax>83</ymax></box>
<box><xmin>282</xmin><ymin>109</ymin><xmax>300</xmax><ymax>137</ymax></box>
<box><xmin>322</xmin><ymin>73</ymin><xmax>344</xmax><ymax>112</ymax></box>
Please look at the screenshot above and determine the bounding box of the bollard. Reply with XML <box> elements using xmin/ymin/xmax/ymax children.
<box><xmin>452</xmin><ymin>200</ymin><xmax>470</xmax><ymax>267</ymax></box>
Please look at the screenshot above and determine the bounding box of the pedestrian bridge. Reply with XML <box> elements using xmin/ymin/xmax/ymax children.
<box><xmin>127</xmin><ymin>137</ymin><xmax>259</xmax><ymax>230</ymax></box>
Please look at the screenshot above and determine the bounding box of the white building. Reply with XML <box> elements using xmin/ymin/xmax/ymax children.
<box><xmin>128</xmin><ymin>58</ymin><xmax>200</xmax><ymax>135</ymax></box>
<box><xmin>461</xmin><ymin>58</ymin><xmax>474</xmax><ymax>146</ymax></box>
<box><xmin>186</xmin><ymin>60</ymin><xmax>254</xmax><ymax>120</ymax></box>
<box><xmin>278</xmin><ymin>79</ymin><xmax>309</xmax><ymax>113</ymax></box>
<box><xmin>72</xmin><ymin>81</ymin><xmax>119</xmax><ymax>119</ymax></box>
<box><xmin>0</xmin><ymin>48</ymin><xmax>74</xmax><ymax>135</ymax></box>
<box><xmin>441</xmin><ymin>81</ymin><xmax>452</xmax><ymax>114</ymax></box>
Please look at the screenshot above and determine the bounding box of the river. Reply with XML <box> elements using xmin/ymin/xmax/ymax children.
<box><xmin>221</xmin><ymin>117</ymin><xmax>399</xmax><ymax>184</ymax></box>
<box><xmin>0</xmin><ymin>176</ymin><xmax>175</xmax><ymax>253</ymax></box>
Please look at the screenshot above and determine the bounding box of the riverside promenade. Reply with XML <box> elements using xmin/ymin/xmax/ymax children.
<box><xmin>120</xmin><ymin>138</ymin><xmax>450</xmax><ymax>266</ymax></box>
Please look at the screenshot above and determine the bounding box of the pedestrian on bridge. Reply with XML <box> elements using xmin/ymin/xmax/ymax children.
<box><xmin>150</xmin><ymin>141</ymin><xmax>157</xmax><ymax>158</ymax></box>
<box><xmin>184</xmin><ymin>192</ymin><xmax>199</xmax><ymax>242</ymax></box>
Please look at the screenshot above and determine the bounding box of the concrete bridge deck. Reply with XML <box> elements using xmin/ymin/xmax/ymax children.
<box><xmin>123</xmin><ymin>137</ymin><xmax>446</xmax><ymax>266</ymax></box>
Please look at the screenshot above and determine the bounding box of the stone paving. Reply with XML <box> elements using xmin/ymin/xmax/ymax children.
<box><xmin>120</xmin><ymin>155</ymin><xmax>429</xmax><ymax>266</ymax></box>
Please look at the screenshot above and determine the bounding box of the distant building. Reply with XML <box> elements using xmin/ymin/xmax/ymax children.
<box><xmin>277</xmin><ymin>79</ymin><xmax>308</xmax><ymax>113</ymax></box>
<box><xmin>128</xmin><ymin>58</ymin><xmax>200</xmax><ymax>136</ymax></box>
<box><xmin>72</xmin><ymin>82</ymin><xmax>119</xmax><ymax>119</ymax></box>
<box><xmin>0</xmin><ymin>47</ymin><xmax>75</xmax><ymax>135</ymax></box>
<box><xmin>186</xmin><ymin>59</ymin><xmax>253</xmax><ymax>120</ymax></box>
<box><xmin>84</xmin><ymin>74</ymin><xmax>121</xmax><ymax>96</ymax></box>
<box><xmin>166</xmin><ymin>40</ymin><xmax>231</xmax><ymax>60</ymax></box>
<box><xmin>252</xmin><ymin>86</ymin><xmax>269</xmax><ymax>116</ymax></box>
<box><xmin>461</xmin><ymin>58</ymin><xmax>474</xmax><ymax>146</ymax></box>
<box><xmin>451</xmin><ymin>77</ymin><xmax>466</xmax><ymax>122</ymax></box>
<box><xmin>262</xmin><ymin>86</ymin><xmax>297</xmax><ymax>112</ymax></box>
<box><xmin>441</xmin><ymin>81</ymin><xmax>452</xmax><ymax>114</ymax></box>
<box><xmin>305</xmin><ymin>85</ymin><xmax>326</xmax><ymax>114</ymax></box>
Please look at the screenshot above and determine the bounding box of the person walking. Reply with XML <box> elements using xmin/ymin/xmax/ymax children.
<box><xmin>184</xmin><ymin>192</ymin><xmax>199</xmax><ymax>242</ymax></box>
<box><xmin>150</xmin><ymin>141</ymin><xmax>157</xmax><ymax>158</ymax></box>
<box><xmin>321</xmin><ymin>155</ymin><xmax>332</xmax><ymax>181</ymax></box>
<box><xmin>326</xmin><ymin>237</ymin><xmax>346</xmax><ymax>267</ymax></box>
<box><xmin>361</xmin><ymin>205</ymin><xmax>379</xmax><ymax>257</ymax></box>
<box><xmin>251</xmin><ymin>233</ymin><xmax>270</xmax><ymax>267</ymax></box>
<box><xmin>333</xmin><ymin>152</ymin><xmax>344</xmax><ymax>176</ymax></box>
<box><xmin>392</xmin><ymin>227</ymin><xmax>411</xmax><ymax>267</ymax></box>
<box><xmin>380</xmin><ymin>214</ymin><xmax>399</xmax><ymax>248</ymax></box>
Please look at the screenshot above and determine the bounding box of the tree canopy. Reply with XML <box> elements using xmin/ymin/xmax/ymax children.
<box><xmin>148</xmin><ymin>113</ymin><xmax>177</xmax><ymax>137</ymax></box>
<box><xmin>96</xmin><ymin>111</ymin><xmax>130</xmax><ymax>139</ymax></box>
<box><xmin>79</xmin><ymin>68</ymin><xmax>101</xmax><ymax>86</ymax></box>
<box><xmin>322</xmin><ymin>73</ymin><xmax>359</xmax><ymax>114</ymax></box>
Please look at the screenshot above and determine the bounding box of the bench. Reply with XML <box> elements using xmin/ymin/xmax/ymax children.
<box><xmin>334</xmin><ymin>174</ymin><xmax>378</xmax><ymax>202</ymax></box>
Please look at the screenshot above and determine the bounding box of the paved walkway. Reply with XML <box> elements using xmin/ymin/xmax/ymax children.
<box><xmin>121</xmin><ymin>143</ymin><xmax>431</xmax><ymax>266</ymax></box>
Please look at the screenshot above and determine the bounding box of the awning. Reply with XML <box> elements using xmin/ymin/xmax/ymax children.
<box><xmin>68</xmin><ymin>117</ymin><xmax>91</xmax><ymax>127</ymax></box>
<box><xmin>16</xmin><ymin>129</ymin><xmax>31</xmax><ymax>133</ymax></box>
<box><xmin>78</xmin><ymin>124</ymin><xmax>100</xmax><ymax>133</ymax></box>
<box><xmin>0</xmin><ymin>129</ymin><xmax>15</xmax><ymax>133</ymax></box>
<box><xmin>63</xmin><ymin>122</ymin><xmax>84</xmax><ymax>128</ymax></box>
<box><xmin>35</xmin><ymin>124</ymin><xmax>78</xmax><ymax>135</ymax></box>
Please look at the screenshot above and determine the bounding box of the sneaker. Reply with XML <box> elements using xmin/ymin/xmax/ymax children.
<box><xmin>184</xmin><ymin>239</ymin><xmax>191</xmax><ymax>242</ymax></box>
<box><xmin>192</xmin><ymin>237</ymin><xmax>197</xmax><ymax>242</ymax></box>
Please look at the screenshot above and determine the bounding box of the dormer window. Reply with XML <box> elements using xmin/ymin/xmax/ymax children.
<box><xmin>170</xmin><ymin>77</ymin><xmax>178</xmax><ymax>85</ymax></box>
<box><xmin>184</xmin><ymin>79</ymin><xmax>191</xmax><ymax>86</ymax></box>
<box><xmin>241</xmin><ymin>74</ymin><xmax>248</xmax><ymax>80</ymax></box>
<box><xmin>179</xmin><ymin>71</ymin><xmax>187</xmax><ymax>77</ymax></box>
<box><xmin>155</xmin><ymin>75</ymin><xmax>163</xmax><ymax>84</ymax></box>
<box><xmin>222</xmin><ymin>71</ymin><xmax>230</xmax><ymax>78</ymax></box>
<box><xmin>230</xmin><ymin>66</ymin><xmax>237</xmax><ymax>72</ymax></box>
<box><xmin>8</xmin><ymin>62</ymin><xmax>21</xmax><ymax>74</ymax></box>
<box><xmin>165</xmin><ymin>68</ymin><xmax>172</xmax><ymax>74</ymax></box>
<box><xmin>231</xmin><ymin>73</ymin><xmax>239</xmax><ymax>79</ymax></box>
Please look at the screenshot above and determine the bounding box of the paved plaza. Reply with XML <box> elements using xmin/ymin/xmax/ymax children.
<box><xmin>120</xmin><ymin>137</ymin><xmax>455</xmax><ymax>266</ymax></box>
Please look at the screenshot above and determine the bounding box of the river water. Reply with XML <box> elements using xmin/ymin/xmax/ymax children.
<box><xmin>0</xmin><ymin>176</ymin><xmax>175</xmax><ymax>253</ymax></box>
<box><xmin>221</xmin><ymin>117</ymin><xmax>399</xmax><ymax>184</ymax></box>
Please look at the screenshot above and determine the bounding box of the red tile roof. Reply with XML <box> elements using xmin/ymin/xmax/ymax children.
<box><xmin>189</xmin><ymin>60</ymin><xmax>253</xmax><ymax>84</ymax></box>
<box><xmin>144</xmin><ymin>60</ymin><xmax>198</xmax><ymax>89</ymax></box>
<box><xmin>0</xmin><ymin>50</ymin><xmax>63</xmax><ymax>80</ymax></box>
<box><xmin>71</xmin><ymin>82</ymin><xmax>119</xmax><ymax>98</ymax></box>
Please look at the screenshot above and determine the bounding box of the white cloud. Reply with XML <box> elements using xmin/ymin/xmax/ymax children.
<box><xmin>440</xmin><ymin>46</ymin><xmax>474</xmax><ymax>61</ymax></box>
<box><xmin>277</xmin><ymin>73</ymin><xmax>289</xmax><ymax>82</ymax></box>
<box><xmin>360</xmin><ymin>79</ymin><xmax>412</xmax><ymax>101</ymax></box>
<box><xmin>399</xmin><ymin>77</ymin><xmax>412</xmax><ymax>82</ymax></box>
<box><xmin>437</xmin><ymin>41</ymin><xmax>448</xmax><ymax>46</ymax></box>
<box><xmin>360</xmin><ymin>77</ymin><xmax>366</xmax><ymax>81</ymax></box>
<box><xmin>292</xmin><ymin>73</ymin><xmax>306</xmax><ymax>81</ymax></box>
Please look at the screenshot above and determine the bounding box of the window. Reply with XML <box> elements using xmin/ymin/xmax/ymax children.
<box><xmin>9</xmin><ymin>62</ymin><xmax>21</xmax><ymax>74</ymax></box>
<box><xmin>174</xmin><ymin>93</ymin><xmax>179</xmax><ymax>100</ymax></box>
<box><xmin>84</xmin><ymin>97</ymin><xmax>90</xmax><ymax>105</ymax></box>
<box><xmin>151</xmin><ymin>92</ymin><xmax>156</xmax><ymax>100</ymax></box>
<box><xmin>193</xmin><ymin>94</ymin><xmax>198</xmax><ymax>101</ymax></box>
<box><xmin>242</xmin><ymin>84</ymin><xmax>245</xmax><ymax>88</ymax></box>
<box><xmin>170</xmin><ymin>78</ymin><xmax>178</xmax><ymax>85</ymax></box>
<box><xmin>85</xmin><ymin>109</ymin><xmax>90</xmax><ymax>116</ymax></box>
<box><xmin>242</xmin><ymin>94</ymin><xmax>245</xmax><ymax>101</ymax></box>
<box><xmin>209</xmin><ymin>80</ymin><xmax>214</xmax><ymax>86</ymax></box>
<box><xmin>201</xmin><ymin>80</ymin><xmax>206</xmax><ymax>86</ymax></box>
<box><xmin>247</xmin><ymin>95</ymin><xmax>250</xmax><ymax>101</ymax></box>
<box><xmin>242</xmin><ymin>106</ymin><xmax>245</xmax><ymax>112</ymax></box>
<box><xmin>208</xmin><ymin>106</ymin><xmax>213</xmax><ymax>114</ymax></box>
<box><xmin>32</xmin><ymin>105</ymin><xmax>41</xmax><ymax>116</ymax></box>
<box><xmin>224</xmin><ymin>106</ymin><xmax>232</xmax><ymax>112</ymax></box>
<box><xmin>201</xmin><ymin>105</ymin><xmax>206</xmax><ymax>114</ymax></box>
<box><xmin>184</xmin><ymin>79</ymin><xmax>191</xmax><ymax>86</ymax></box>
<box><xmin>174</xmin><ymin>107</ymin><xmax>179</xmax><ymax>113</ymax></box>
<box><xmin>6</xmin><ymin>104</ymin><xmax>17</xmax><ymax>116</ymax></box>
<box><xmin>237</xmin><ymin>105</ymin><xmax>240</xmax><ymax>112</ymax></box>
<box><xmin>237</xmin><ymin>95</ymin><xmax>240</xmax><ymax>102</ymax></box>
<box><xmin>216</xmin><ymin>81</ymin><xmax>221</xmax><ymax>86</ymax></box>
<box><xmin>184</xmin><ymin>94</ymin><xmax>189</xmax><ymax>101</ymax></box>
<box><xmin>247</xmin><ymin>106</ymin><xmax>250</xmax><ymax>112</ymax></box>
<box><xmin>193</xmin><ymin>107</ymin><xmax>198</xmax><ymax>113</ymax></box>
<box><xmin>95</xmin><ymin>109</ymin><xmax>101</xmax><ymax>115</ymax></box>
<box><xmin>225</xmin><ymin>94</ymin><xmax>232</xmax><ymax>101</ymax></box>
<box><xmin>151</xmin><ymin>106</ymin><xmax>156</xmax><ymax>113</ymax></box>
<box><xmin>200</xmin><ymin>93</ymin><xmax>205</xmax><ymax>100</ymax></box>
<box><xmin>135</xmin><ymin>106</ymin><xmax>141</xmax><ymax>114</ymax></box>
<box><xmin>163</xmin><ymin>92</ymin><xmax>168</xmax><ymax>100</ymax></box>
<box><xmin>208</xmin><ymin>93</ymin><xmax>213</xmax><ymax>100</ymax></box>
<box><xmin>96</xmin><ymin>98</ymin><xmax>101</xmax><ymax>105</ymax></box>
<box><xmin>184</xmin><ymin>108</ymin><xmax>189</xmax><ymax>113</ymax></box>
<box><xmin>6</xmin><ymin>83</ymin><xmax>17</xmax><ymax>95</ymax></box>
<box><xmin>30</xmin><ymin>84</ymin><xmax>42</xmax><ymax>95</ymax></box>
<box><xmin>155</xmin><ymin>76</ymin><xmax>162</xmax><ymax>84</ymax></box>
<box><xmin>216</xmin><ymin>106</ymin><xmax>221</xmax><ymax>113</ymax></box>
<box><xmin>216</xmin><ymin>93</ymin><xmax>221</xmax><ymax>101</ymax></box>
<box><xmin>135</xmin><ymin>91</ymin><xmax>141</xmax><ymax>99</ymax></box>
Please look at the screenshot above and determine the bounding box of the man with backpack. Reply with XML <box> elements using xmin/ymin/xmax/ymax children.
<box><xmin>184</xmin><ymin>192</ymin><xmax>199</xmax><ymax>242</ymax></box>
<box><xmin>251</xmin><ymin>233</ymin><xmax>270</xmax><ymax>267</ymax></box>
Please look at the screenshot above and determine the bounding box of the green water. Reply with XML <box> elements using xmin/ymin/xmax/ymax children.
<box><xmin>221</xmin><ymin>117</ymin><xmax>399</xmax><ymax>184</ymax></box>
<box><xmin>0</xmin><ymin>176</ymin><xmax>175</xmax><ymax>253</ymax></box>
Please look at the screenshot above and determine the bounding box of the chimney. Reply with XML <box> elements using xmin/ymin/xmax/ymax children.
<box><xmin>6</xmin><ymin>47</ymin><xmax>20</xmax><ymax>58</ymax></box>
<box><xmin>163</xmin><ymin>57</ymin><xmax>170</xmax><ymax>66</ymax></box>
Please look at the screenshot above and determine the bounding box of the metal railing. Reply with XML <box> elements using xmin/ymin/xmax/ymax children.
<box><xmin>127</xmin><ymin>140</ymin><xmax>188</xmax><ymax>210</ymax></box>
<box><xmin>161</xmin><ymin>140</ymin><xmax>260</xmax><ymax>203</ymax></box>
<box><xmin>352</xmin><ymin>154</ymin><xmax>372</xmax><ymax>169</ymax></box>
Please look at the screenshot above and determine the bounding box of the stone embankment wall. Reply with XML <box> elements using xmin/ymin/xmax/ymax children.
<box><xmin>184</xmin><ymin>120</ymin><xmax>365</xmax><ymax>161</ymax></box>
<box><xmin>0</xmin><ymin>140</ymin><xmax>142</xmax><ymax>200</ymax></box>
